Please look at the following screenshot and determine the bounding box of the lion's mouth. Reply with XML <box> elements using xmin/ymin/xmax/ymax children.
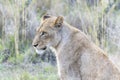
<box><xmin>41</xmin><ymin>46</ymin><xmax>47</xmax><ymax>50</ymax></box>
<box><xmin>34</xmin><ymin>46</ymin><xmax>47</xmax><ymax>55</ymax></box>
<box><xmin>35</xmin><ymin>49</ymin><xmax>45</xmax><ymax>55</ymax></box>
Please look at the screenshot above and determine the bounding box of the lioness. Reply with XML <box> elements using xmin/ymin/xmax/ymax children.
<box><xmin>32</xmin><ymin>14</ymin><xmax>120</xmax><ymax>80</ymax></box>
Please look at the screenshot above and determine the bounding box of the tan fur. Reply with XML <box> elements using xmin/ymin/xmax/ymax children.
<box><xmin>32</xmin><ymin>15</ymin><xmax>120</xmax><ymax>80</ymax></box>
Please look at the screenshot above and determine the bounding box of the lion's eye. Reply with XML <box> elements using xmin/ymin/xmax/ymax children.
<box><xmin>40</xmin><ymin>31</ymin><xmax>48</xmax><ymax>38</ymax></box>
<box><xmin>40</xmin><ymin>32</ymin><xmax>45</xmax><ymax>36</ymax></box>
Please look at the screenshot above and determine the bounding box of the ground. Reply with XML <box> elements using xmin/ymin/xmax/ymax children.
<box><xmin>0</xmin><ymin>62</ymin><xmax>58</xmax><ymax>80</ymax></box>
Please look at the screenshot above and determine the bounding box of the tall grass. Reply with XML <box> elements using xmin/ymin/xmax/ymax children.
<box><xmin>0</xmin><ymin>0</ymin><xmax>119</xmax><ymax>57</ymax></box>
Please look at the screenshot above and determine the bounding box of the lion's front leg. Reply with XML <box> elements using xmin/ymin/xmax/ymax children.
<box><xmin>58</xmin><ymin>69</ymin><xmax>68</xmax><ymax>80</ymax></box>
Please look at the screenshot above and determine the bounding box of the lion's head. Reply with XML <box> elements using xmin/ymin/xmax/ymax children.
<box><xmin>32</xmin><ymin>15</ymin><xmax>64</xmax><ymax>54</ymax></box>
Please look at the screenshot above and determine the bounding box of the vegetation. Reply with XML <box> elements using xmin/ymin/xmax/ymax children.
<box><xmin>0</xmin><ymin>0</ymin><xmax>120</xmax><ymax>80</ymax></box>
<box><xmin>0</xmin><ymin>63</ymin><xmax>58</xmax><ymax>80</ymax></box>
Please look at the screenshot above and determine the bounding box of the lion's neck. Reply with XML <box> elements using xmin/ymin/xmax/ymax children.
<box><xmin>61</xmin><ymin>23</ymin><xmax>73</xmax><ymax>41</ymax></box>
<box><xmin>54</xmin><ymin>22</ymin><xmax>82</xmax><ymax>78</ymax></box>
<box><xmin>56</xmin><ymin>22</ymin><xmax>79</xmax><ymax>52</ymax></box>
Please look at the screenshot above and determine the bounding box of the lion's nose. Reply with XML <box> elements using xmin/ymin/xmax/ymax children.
<box><xmin>33</xmin><ymin>43</ymin><xmax>38</xmax><ymax>47</ymax></box>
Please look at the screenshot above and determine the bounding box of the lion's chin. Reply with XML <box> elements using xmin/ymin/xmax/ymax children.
<box><xmin>35</xmin><ymin>49</ymin><xmax>45</xmax><ymax>55</ymax></box>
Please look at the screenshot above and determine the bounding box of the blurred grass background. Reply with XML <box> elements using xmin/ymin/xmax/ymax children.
<box><xmin>0</xmin><ymin>0</ymin><xmax>120</xmax><ymax>80</ymax></box>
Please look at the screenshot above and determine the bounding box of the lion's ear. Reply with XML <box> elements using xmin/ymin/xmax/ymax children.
<box><xmin>54</xmin><ymin>16</ymin><xmax>64</xmax><ymax>28</ymax></box>
<box><xmin>41</xmin><ymin>14</ymin><xmax>51</xmax><ymax>21</ymax></box>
